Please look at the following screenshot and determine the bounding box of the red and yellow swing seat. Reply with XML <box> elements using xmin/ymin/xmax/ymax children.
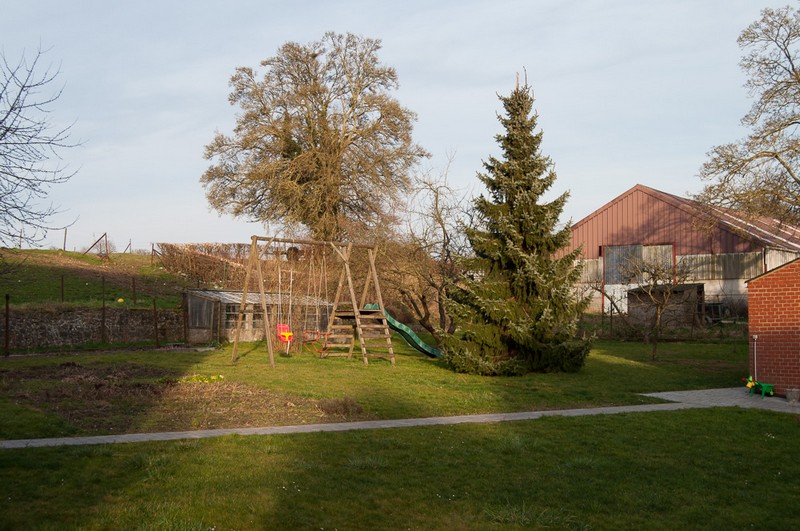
<box><xmin>276</xmin><ymin>323</ymin><xmax>293</xmax><ymax>343</ymax></box>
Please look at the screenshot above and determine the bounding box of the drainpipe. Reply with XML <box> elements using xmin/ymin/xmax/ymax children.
<box><xmin>600</xmin><ymin>245</ymin><xmax>606</xmax><ymax>314</ymax></box>
<box><xmin>672</xmin><ymin>241</ymin><xmax>677</xmax><ymax>285</ymax></box>
<box><xmin>752</xmin><ymin>334</ymin><xmax>759</xmax><ymax>381</ymax></box>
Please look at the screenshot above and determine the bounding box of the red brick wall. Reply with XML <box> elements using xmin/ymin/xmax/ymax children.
<box><xmin>747</xmin><ymin>259</ymin><xmax>800</xmax><ymax>394</ymax></box>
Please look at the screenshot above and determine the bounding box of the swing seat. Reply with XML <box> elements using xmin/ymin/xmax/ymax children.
<box><xmin>302</xmin><ymin>330</ymin><xmax>330</xmax><ymax>353</ymax></box>
<box><xmin>277</xmin><ymin>324</ymin><xmax>293</xmax><ymax>343</ymax></box>
<box><xmin>303</xmin><ymin>330</ymin><xmax>318</xmax><ymax>342</ymax></box>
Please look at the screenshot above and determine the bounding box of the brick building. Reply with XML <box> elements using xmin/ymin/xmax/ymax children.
<box><xmin>746</xmin><ymin>258</ymin><xmax>800</xmax><ymax>395</ymax></box>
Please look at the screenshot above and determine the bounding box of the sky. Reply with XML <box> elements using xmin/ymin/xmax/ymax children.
<box><xmin>1</xmin><ymin>0</ymin><xmax>783</xmax><ymax>251</ymax></box>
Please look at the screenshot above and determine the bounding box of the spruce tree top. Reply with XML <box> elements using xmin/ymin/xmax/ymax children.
<box><xmin>470</xmin><ymin>84</ymin><xmax>572</xmax><ymax>268</ymax></box>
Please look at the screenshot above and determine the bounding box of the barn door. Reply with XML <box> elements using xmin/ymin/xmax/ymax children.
<box><xmin>601</xmin><ymin>244</ymin><xmax>674</xmax><ymax>312</ymax></box>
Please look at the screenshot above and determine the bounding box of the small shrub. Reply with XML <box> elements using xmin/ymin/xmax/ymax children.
<box><xmin>317</xmin><ymin>396</ymin><xmax>363</xmax><ymax>417</ymax></box>
<box><xmin>484</xmin><ymin>501</ymin><xmax>531</xmax><ymax>525</ymax></box>
<box><xmin>178</xmin><ymin>374</ymin><xmax>225</xmax><ymax>384</ymax></box>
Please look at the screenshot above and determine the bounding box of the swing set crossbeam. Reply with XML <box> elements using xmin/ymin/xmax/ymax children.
<box><xmin>230</xmin><ymin>235</ymin><xmax>394</xmax><ymax>367</ymax></box>
<box><xmin>250</xmin><ymin>235</ymin><xmax>376</xmax><ymax>249</ymax></box>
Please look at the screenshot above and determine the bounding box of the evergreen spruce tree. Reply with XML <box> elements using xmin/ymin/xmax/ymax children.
<box><xmin>443</xmin><ymin>83</ymin><xmax>590</xmax><ymax>375</ymax></box>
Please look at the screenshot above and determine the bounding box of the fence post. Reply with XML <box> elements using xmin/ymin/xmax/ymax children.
<box><xmin>153</xmin><ymin>298</ymin><xmax>159</xmax><ymax>347</ymax></box>
<box><xmin>101</xmin><ymin>276</ymin><xmax>107</xmax><ymax>343</ymax></box>
<box><xmin>217</xmin><ymin>301</ymin><xmax>222</xmax><ymax>343</ymax></box>
<box><xmin>610</xmin><ymin>302</ymin><xmax>614</xmax><ymax>335</ymax></box>
<box><xmin>182</xmin><ymin>292</ymin><xmax>188</xmax><ymax>343</ymax></box>
<box><xmin>4</xmin><ymin>294</ymin><xmax>9</xmax><ymax>356</ymax></box>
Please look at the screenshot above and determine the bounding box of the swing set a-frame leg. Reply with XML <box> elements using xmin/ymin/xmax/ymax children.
<box><xmin>232</xmin><ymin>235</ymin><xmax>276</xmax><ymax>367</ymax></box>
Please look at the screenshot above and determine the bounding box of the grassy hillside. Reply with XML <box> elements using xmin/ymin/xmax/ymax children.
<box><xmin>0</xmin><ymin>249</ymin><xmax>185</xmax><ymax>308</ymax></box>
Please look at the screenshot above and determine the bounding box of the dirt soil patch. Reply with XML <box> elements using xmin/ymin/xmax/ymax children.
<box><xmin>0</xmin><ymin>362</ymin><xmax>373</xmax><ymax>436</ymax></box>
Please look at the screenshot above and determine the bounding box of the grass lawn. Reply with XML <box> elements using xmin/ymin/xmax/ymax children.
<box><xmin>0</xmin><ymin>339</ymin><xmax>748</xmax><ymax>439</ymax></box>
<box><xmin>3</xmin><ymin>338</ymin><xmax>798</xmax><ymax>529</ymax></box>
<box><xmin>0</xmin><ymin>249</ymin><xmax>182</xmax><ymax>309</ymax></box>
<box><xmin>1</xmin><ymin>409</ymin><xmax>798</xmax><ymax>529</ymax></box>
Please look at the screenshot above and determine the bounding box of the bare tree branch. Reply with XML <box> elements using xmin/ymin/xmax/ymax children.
<box><xmin>697</xmin><ymin>6</ymin><xmax>800</xmax><ymax>226</ymax></box>
<box><xmin>0</xmin><ymin>46</ymin><xmax>77</xmax><ymax>248</ymax></box>
<box><xmin>381</xmin><ymin>157</ymin><xmax>469</xmax><ymax>342</ymax></box>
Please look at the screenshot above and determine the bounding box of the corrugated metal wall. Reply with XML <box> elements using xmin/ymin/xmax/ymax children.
<box><xmin>580</xmin><ymin>258</ymin><xmax>602</xmax><ymax>283</ymax></box>
<box><xmin>579</xmin><ymin>249</ymin><xmax>799</xmax><ymax>313</ymax></box>
<box><xmin>765</xmin><ymin>249</ymin><xmax>800</xmax><ymax>270</ymax></box>
<box><xmin>582</xmin><ymin>248</ymin><xmax>798</xmax><ymax>285</ymax></box>
<box><xmin>680</xmin><ymin>253</ymin><xmax>763</xmax><ymax>280</ymax></box>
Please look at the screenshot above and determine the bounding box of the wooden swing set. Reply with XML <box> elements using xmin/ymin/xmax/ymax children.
<box><xmin>230</xmin><ymin>235</ymin><xmax>394</xmax><ymax>367</ymax></box>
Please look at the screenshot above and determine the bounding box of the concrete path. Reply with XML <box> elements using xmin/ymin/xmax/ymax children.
<box><xmin>2</xmin><ymin>388</ymin><xmax>797</xmax><ymax>450</ymax></box>
<box><xmin>643</xmin><ymin>387</ymin><xmax>799</xmax><ymax>413</ymax></box>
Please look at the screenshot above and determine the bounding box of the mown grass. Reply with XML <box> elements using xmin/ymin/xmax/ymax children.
<box><xmin>1</xmin><ymin>408</ymin><xmax>798</xmax><ymax>529</ymax></box>
<box><xmin>2</xmin><ymin>338</ymin><xmax>792</xmax><ymax>529</ymax></box>
<box><xmin>0</xmin><ymin>339</ymin><xmax>749</xmax><ymax>440</ymax></box>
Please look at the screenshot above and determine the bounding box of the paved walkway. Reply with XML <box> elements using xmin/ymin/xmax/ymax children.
<box><xmin>2</xmin><ymin>388</ymin><xmax>797</xmax><ymax>449</ymax></box>
<box><xmin>643</xmin><ymin>387</ymin><xmax>799</xmax><ymax>412</ymax></box>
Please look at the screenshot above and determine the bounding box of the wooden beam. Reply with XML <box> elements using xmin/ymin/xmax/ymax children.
<box><xmin>250</xmin><ymin>235</ymin><xmax>375</xmax><ymax>250</ymax></box>
<box><xmin>231</xmin><ymin>236</ymin><xmax>259</xmax><ymax>363</ymax></box>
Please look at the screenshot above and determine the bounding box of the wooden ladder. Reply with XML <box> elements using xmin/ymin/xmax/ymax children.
<box><xmin>321</xmin><ymin>302</ymin><xmax>357</xmax><ymax>359</ymax></box>
<box><xmin>357</xmin><ymin>304</ymin><xmax>395</xmax><ymax>365</ymax></box>
<box><xmin>321</xmin><ymin>243</ymin><xmax>395</xmax><ymax>365</ymax></box>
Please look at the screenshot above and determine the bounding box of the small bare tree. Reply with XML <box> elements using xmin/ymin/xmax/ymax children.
<box><xmin>383</xmin><ymin>160</ymin><xmax>468</xmax><ymax>344</ymax></box>
<box><xmin>622</xmin><ymin>256</ymin><xmax>694</xmax><ymax>360</ymax></box>
<box><xmin>0</xmin><ymin>47</ymin><xmax>76</xmax><ymax>248</ymax></box>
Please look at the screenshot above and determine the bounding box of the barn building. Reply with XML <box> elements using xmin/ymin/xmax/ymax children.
<box><xmin>566</xmin><ymin>184</ymin><xmax>800</xmax><ymax>315</ymax></box>
<box><xmin>746</xmin><ymin>258</ymin><xmax>800</xmax><ymax>396</ymax></box>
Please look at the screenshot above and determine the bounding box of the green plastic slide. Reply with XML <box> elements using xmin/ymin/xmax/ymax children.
<box><xmin>363</xmin><ymin>304</ymin><xmax>442</xmax><ymax>358</ymax></box>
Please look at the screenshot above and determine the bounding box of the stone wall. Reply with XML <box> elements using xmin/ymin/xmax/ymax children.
<box><xmin>0</xmin><ymin>306</ymin><xmax>185</xmax><ymax>350</ymax></box>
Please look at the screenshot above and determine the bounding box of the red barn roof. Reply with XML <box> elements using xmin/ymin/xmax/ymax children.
<box><xmin>568</xmin><ymin>184</ymin><xmax>800</xmax><ymax>259</ymax></box>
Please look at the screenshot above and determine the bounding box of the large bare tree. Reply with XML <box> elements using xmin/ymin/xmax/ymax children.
<box><xmin>0</xmin><ymin>47</ymin><xmax>75</xmax><ymax>248</ymax></box>
<box><xmin>202</xmin><ymin>32</ymin><xmax>428</xmax><ymax>241</ymax></box>
<box><xmin>697</xmin><ymin>6</ymin><xmax>800</xmax><ymax>225</ymax></box>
